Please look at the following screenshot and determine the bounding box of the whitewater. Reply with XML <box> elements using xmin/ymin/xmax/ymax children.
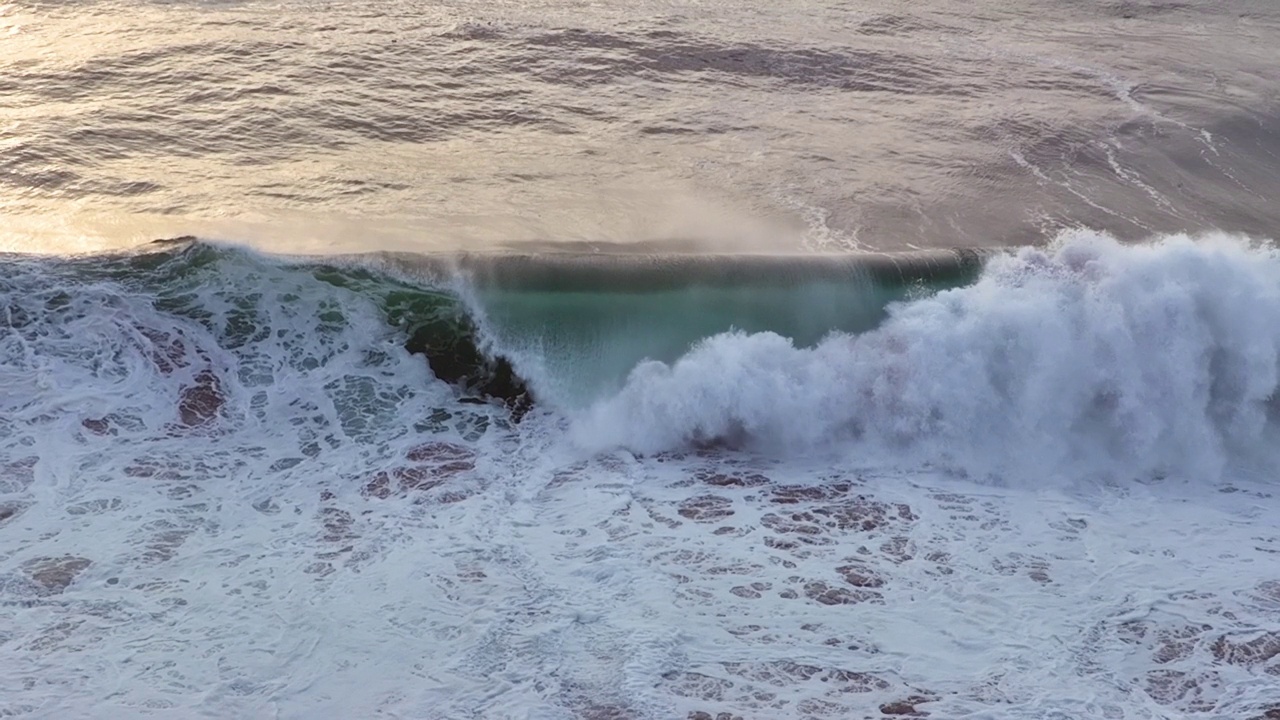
<box><xmin>2</xmin><ymin>231</ymin><xmax>1279</xmax><ymax>719</ymax></box>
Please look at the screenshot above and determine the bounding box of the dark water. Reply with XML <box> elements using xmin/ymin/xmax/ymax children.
<box><xmin>2</xmin><ymin>0</ymin><xmax>1278</xmax><ymax>253</ymax></box>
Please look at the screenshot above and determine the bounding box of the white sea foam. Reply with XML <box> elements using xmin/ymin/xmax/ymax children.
<box><xmin>2</xmin><ymin>234</ymin><xmax>1279</xmax><ymax>719</ymax></box>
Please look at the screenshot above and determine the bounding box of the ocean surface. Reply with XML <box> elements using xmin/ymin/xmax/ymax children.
<box><xmin>3</xmin><ymin>1</ymin><xmax>1280</xmax><ymax>718</ymax></box>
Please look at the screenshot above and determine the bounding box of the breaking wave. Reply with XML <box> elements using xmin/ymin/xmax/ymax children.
<box><xmin>6</xmin><ymin>231</ymin><xmax>1280</xmax><ymax>484</ymax></box>
<box><xmin>578</xmin><ymin>231</ymin><xmax>1280</xmax><ymax>484</ymax></box>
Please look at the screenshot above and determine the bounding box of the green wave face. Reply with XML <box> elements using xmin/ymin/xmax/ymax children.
<box><xmin>472</xmin><ymin>279</ymin><xmax>955</xmax><ymax>405</ymax></box>
<box><xmin>372</xmin><ymin>249</ymin><xmax>984</xmax><ymax>406</ymax></box>
<box><xmin>5</xmin><ymin>241</ymin><xmax>984</xmax><ymax>412</ymax></box>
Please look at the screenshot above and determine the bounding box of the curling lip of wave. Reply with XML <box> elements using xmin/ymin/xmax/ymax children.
<box><xmin>5</xmin><ymin>237</ymin><xmax>990</xmax><ymax>412</ymax></box>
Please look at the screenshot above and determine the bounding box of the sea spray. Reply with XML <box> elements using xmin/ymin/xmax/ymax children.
<box><xmin>576</xmin><ymin>231</ymin><xmax>1280</xmax><ymax>484</ymax></box>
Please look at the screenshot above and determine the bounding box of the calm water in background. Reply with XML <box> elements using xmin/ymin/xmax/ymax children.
<box><xmin>2</xmin><ymin>0</ymin><xmax>1278</xmax><ymax>254</ymax></box>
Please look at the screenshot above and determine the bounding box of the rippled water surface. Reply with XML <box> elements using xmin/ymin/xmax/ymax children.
<box><xmin>2</xmin><ymin>0</ymin><xmax>1278</xmax><ymax>253</ymax></box>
